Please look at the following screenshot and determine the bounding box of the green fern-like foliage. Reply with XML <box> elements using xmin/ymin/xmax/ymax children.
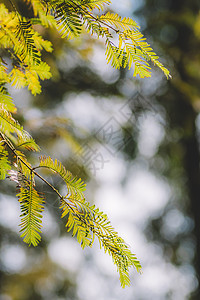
<box><xmin>0</xmin><ymin>142</ymin><xmax>11</xmax><ymax>180</ymax></box>
<box><xmin>0</xmin><ymin>3</ymin><xmax>52</xmax><ymax>95</ymax></box>
<box><xmin>0</xmin><ymin>0</ymin><xmax>170</xmax><ymax>87</ymax></box>
<box><xmin>60</xmin><ymin>196</ymin><xmax>141</xmax><ymax>287</ymax></box>
<box><xmin>39</xmin><ymin>156</ymin><xmax>86</xmax><ymax>199</ymax></box>
<box><xmin>0</xmin><ymin>0</ymin><xmax>172</xmax><ymax>288</ymax></box>
<box><xmin>17</xmin><ymin>173</ymin><xmax>45</xmax><ymax>246</ymax></box>
<box><xmin>2</xmin><ymin>141</ymin><xmax>142</xmax><ymax>286</ymax></box>
<box><xmin>0</xmin><ymin>86</ymin><xmax>16</xmax><ymax>113</ymax></box>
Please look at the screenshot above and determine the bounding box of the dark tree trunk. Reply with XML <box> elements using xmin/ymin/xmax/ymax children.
<box><xmin>139</xmin><ymin>0</ymin><xmax>200</xmax><ymax>297</ymax></box>
<box><xmin>182</xmin><ymin>107</ymin><xmax>200</xmax><ymax>299</ymax></box>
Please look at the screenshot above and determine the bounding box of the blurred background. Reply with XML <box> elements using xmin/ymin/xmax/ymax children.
<box><xmin>1</xmin><ymin>0</ymin><xmax>200</xmax><ymax>299</ymax></box>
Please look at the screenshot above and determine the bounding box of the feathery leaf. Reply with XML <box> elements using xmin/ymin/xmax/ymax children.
<box><xmin>60</xmin><ymin>196</ymin><xmax>142</xmax><ymax>287</ymax></box>
<box><xmin>0</xmin><ymin>85</ymin><xmax>16</xmax><ymax>113</ymax></box>
<box><xmin>17</xmin><ymin>174</ymin><xmax>45</xmax><ymax>246</ymax></box>
<box><xmin>0</xmin><ymin>142</ymin><xmax>11</xmax><ymax>180</ymax></box>
<box><xmin>39</xmin><ymin>156</ymin><xmax>86</xmax><ymax>199</ymax></box>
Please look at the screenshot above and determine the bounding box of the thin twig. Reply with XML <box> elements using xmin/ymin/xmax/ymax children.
<box><xmin>0</xmin><ymin>131</ymin><xmax>63</xmax><ymax>199</ymax></box>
